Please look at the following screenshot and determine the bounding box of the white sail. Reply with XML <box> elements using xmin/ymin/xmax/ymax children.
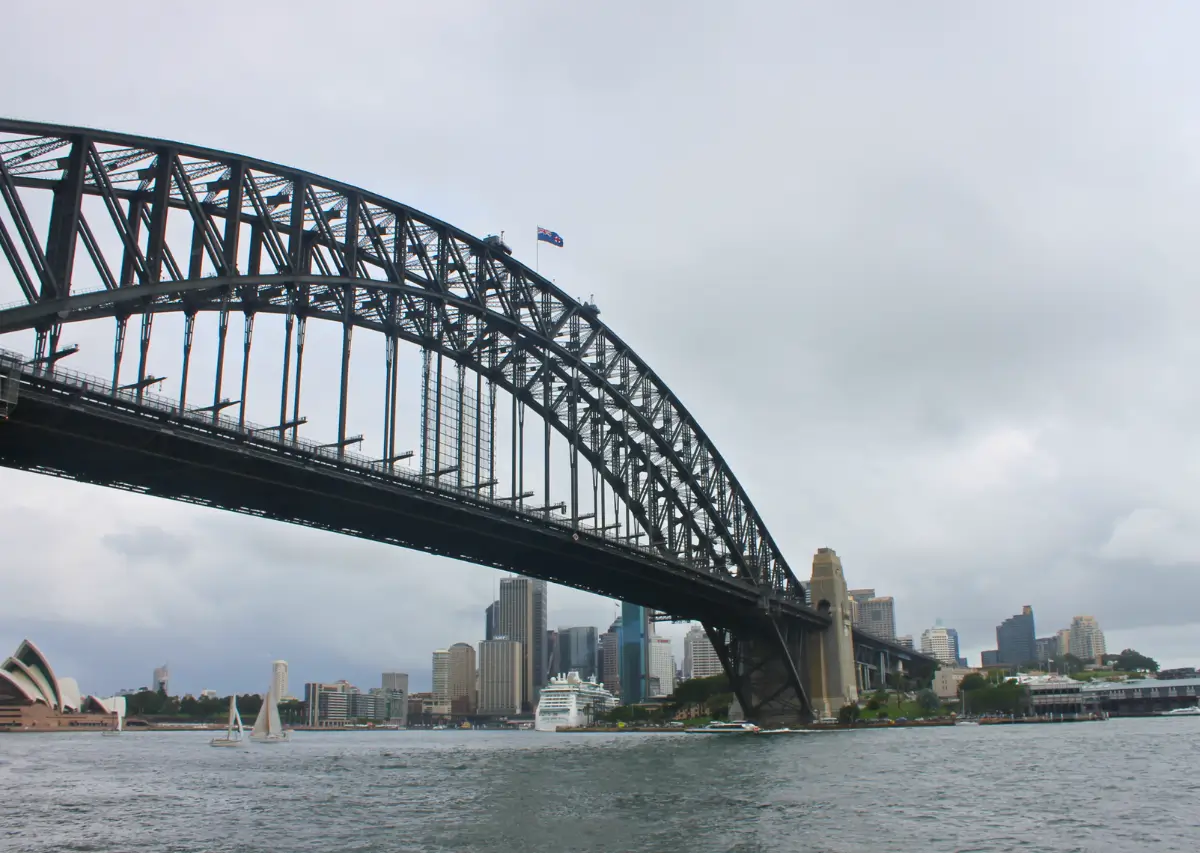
<box><xmin>251</xmin><ymin>691</ymin><xmax>270</xmax><ymax>737</ymax></box>
<box><xmin>226</xmin><ymin>696</ymin><xmax>237</xmax><ymax>736</ymax></box>
<box><xmin>267</xmin><ymin>688</ymin><xmax>283</xmax><ymax>737</ymax></box>
<box><xmin>234</xmin><ymin>702</ymin><xmax>244</xmax><ymax>736</ymax></box>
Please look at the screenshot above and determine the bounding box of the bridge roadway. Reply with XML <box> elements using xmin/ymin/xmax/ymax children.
<box><xmin>0</xmin><ymin>350</ymin><xmax>829</xmax><ymax>634</ymax></box>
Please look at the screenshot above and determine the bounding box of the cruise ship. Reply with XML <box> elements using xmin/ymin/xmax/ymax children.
<box><xmin>534</xmin><ymin>672</ymin><xmax>618</xmax><ymax>732</ymax></box>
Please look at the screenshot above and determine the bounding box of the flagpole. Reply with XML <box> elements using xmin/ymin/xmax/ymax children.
<box><xmin>536</xmin><ymin>227</ymin><xmax>540</xmax><ymax>273</ymax></box>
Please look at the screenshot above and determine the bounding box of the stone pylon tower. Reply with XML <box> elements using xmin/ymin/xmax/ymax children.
<box><xmin>804</xmin><ymin>548</ymin><xmax>858</xmax><ymax>720</ymax></box>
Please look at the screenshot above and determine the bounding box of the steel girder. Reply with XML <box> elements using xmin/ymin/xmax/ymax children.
<box><xmin>0</xmin><ymin>118</ymin><xmax>806</xmax><ymax>606</ymax></box>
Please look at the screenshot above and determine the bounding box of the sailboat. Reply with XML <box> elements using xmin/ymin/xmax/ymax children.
<box><xmin>101</xmin><ymin>713</ymin><xmax>122</xmax><ymax>737</ymax></box>
<box><xmin>210</xmin><ymin>696</ymin><xmax>246</xmax><ymax>748</ymax></box>
<box><xmin>249</xmin><ymin>683</ymin><xmax>290</xmax><ymax>744</ymax></box>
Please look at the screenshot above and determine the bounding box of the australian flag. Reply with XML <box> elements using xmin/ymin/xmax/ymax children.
<box><xmin>537</xmin><ymin>227</ymin><xmax>564</xmax><ymax>247</ymax></box>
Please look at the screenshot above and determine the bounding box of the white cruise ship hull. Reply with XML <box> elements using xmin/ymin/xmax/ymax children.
<box><xmin>534</xmin><ymin>672</ymin><xmax>617</xmax><ymax>732</ymax></box>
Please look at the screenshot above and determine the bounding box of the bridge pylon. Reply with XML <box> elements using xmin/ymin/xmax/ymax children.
<box><xmin>803</xmin><ymin>547</ymin><xmax>859</xmax><ymax>720</ymax></box>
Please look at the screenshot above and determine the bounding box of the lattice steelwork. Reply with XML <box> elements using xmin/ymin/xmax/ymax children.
<box><xmin>0</xmin><ymin>118</ymin><xmax>805</xmax><ymax>601</ymax></box>
<box><xmin>421</xmin><ymin>351</ymin><xmax>493</xmax><ymax>492</ymax></box>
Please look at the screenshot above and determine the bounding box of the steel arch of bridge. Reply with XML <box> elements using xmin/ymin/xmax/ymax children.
<box><xmin>0</xmin><ymin>118</ymin><xmax>806</xmax><ymax>606</ymax></box>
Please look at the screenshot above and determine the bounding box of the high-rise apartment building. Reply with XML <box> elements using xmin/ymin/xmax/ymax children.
<box><xmin>485</xmin><ymin>601</ymin><xmax>498</xmax><ymax>642</ymax></box>
<box><xmin>996</xmin><ymin>606</ymin><xmax>1036</xmax><ymax>666</ymax></box>
<box><xmin>920</xmin><ymin>626</ymin><xmax>957</xmax><ymax>665</ymax></box>
<box><xmin>648</xmin><ymin>636</ymin><xmax>675</xmax><ymax>698</ymax></box>
<box><xmin>432</xmin><ymin>649</ymin><xmax>452</xmax><ymax>715</ymax></box>
<box><xmin>683</xmin><ymin>625</ymin><xmax>723</xmax><ymax>679</ymax></box>
<box><xmin>1056</xmin><ymin>628</ymin><xmax>1071</xmax><ymax>656</ymax></box>
<box><xmin>447</xmin><ymin>642</ymin><xmax>477</xmax><ymax>714</ymax></box>
<box><xmin>620</xmin><ymin>603</ymin><xmax>649</xmax><ymax>704</ymax></box>
<box><xmin>497</xmin><ymin>576</ymin><xmax>535</xmax><ymax>710</ymax></box>
<box><xmin>478</xmin><ymin>639</ymin><xmax>522</xmax><ymax>716</ymax></box>
<box><xmin>304</xmin><ymin>681</ymin><xmax>350</xmax><ymax>727</ymax></box>
<box><xmin>599</xmin><ymin>620</ymin><xmax>621</xmax><ymax>694</ymax></box>
<box><xmin>532</xmin><ymin>579</ymin><xmax>548</xmax><ymax>696</ymax></box>
<box><xmin>151</xmin><ymin>664</ymin><xmax>169</xmax><ymax>694</ymax></box>
<box><xmin>1067</xmin><ymin>616</ymin><xmax>1106</xmax><ymax>664</ymax></box>
<box><xmin>272</xmin><ymin>660</ymin><xmax>289</xmax><ymax>700</ymax></box>
<box><xmin>559</xmin><ymin>626</ymin><xmax>599</xmax><ymax>681</ymax></box>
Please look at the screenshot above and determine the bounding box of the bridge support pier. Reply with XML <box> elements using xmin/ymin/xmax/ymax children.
<box><xmin>704</xmin><ymin>618</ymin><xmax>813</xmax><ymax>727</ymax></box>
<box><xmin>802</xmin><ymin>547</ymin><xmax>859</xmax><ymax>721</ymax></box>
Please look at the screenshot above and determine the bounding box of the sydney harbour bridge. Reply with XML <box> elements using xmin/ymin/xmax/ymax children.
<box><xmin>0</xmin><ymin>119</ymin><xmax>932</xmax><ymax>723</ymax></box>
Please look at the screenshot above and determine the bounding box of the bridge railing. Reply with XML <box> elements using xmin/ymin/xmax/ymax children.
<box><xmin>0</xmin><ymin>346</ymin><xmax>692</xmax><ymax>569</ymax></box>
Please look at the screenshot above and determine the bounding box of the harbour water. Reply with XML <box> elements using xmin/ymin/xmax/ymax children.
<box><xmin>1</xmin><ymin>718</ymin><xmax>1196</xmax><ymax>852</ymax></box>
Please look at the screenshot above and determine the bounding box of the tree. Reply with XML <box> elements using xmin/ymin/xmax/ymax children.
<box><xmin>865</xmin><ymin>697</ymin><xmax>880</xmax><ymax>712</ymax></box>
<box><xmin>1059</xmin><ymin>654</ymin><xmax>1087</xmax><ymax>675</ymax></box>
<box><xmin>871</xmin><ymin>688</ymin><xmax>888</xmax><ymax>706</ymax></box>
<box><xmin>876</xmin><ymin>709</ymin><xmax>889</xmax><ymax>720</ymax></box>
<box><xmin>959</xmin><ymin>673</ymin><xmax>988</xmax><ymax>693</ymax></box>
<box><xmin>1115</xmin><ymin>649</ymin><xmax>1159</xmax><ymax>673</ymax></box>
<box><xmin>915</xmin><ymin>689</ymin><xmax>941</xmax><ymax>716</ymax></box>
<box><xmin>837</xmin><ymin>703</ymin><xmax>861</xmax><ymax>725</ymax></box>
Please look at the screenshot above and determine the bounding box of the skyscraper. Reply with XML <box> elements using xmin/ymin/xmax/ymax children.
<box><xmin>532</xmin><ymin>579</ymin><xmax>548</xmax><ymax>695</ymax></box>
<box><xmin>478</xmin><ymin>639</ymin><xmax>522</xmax><ymax>716</ymax></box>
<box><xmin>945</xmin><ymin>628</ymin><xmax>965</xmax><ymax>667</ymax></box>
<box><xmin>431</xmin><ymin>649</ymin><xmax>451</xmax><ymax>715</ymax></box>
<box><xmin>152</xmin><ymin>664</ymin><xmax>169</xmax><ymax>694</ymax></box>
<box><xmin>920</xmin><ymin>626</ymin><xmax>957</xmax><ymax>665</ymax></box>
<box><xmin>485</xmin><ymin>600</ymin><xmax>498</xmax><ymax>641</ymax></box>
<box><xmin>272</xmin><ymin>660</ymin><xmax>289</xmax><ymax>700</ymax></box>
<box><xmin>648</xmin><ymin>636</ymin><xmax>675</xmax><ymax>697</ymax></box>
<box><xmin>498</xmin><ymin>576</ymin><xmax>534</xmax><ymax>710</ymax></box>
<box><xmin>448</xmin><ymin>642</ymin><xmax>477</xmax><ymax>714</ymax></box>
<box><xmin>599</xmin><ymin>619</ymin><xmax>621</xmax><ymax>694</ymax></box>
<box><xmin>1056</xmin><ymin>628</ymin><xmax>1071</xmax><ymax>656</ymax></box>
<box><xmin>1034</xmin><ymin>637</ymin><xmax>1057</xmax><ymax>665</ymax></box>
<box><xmin>996</xmin><ymin>606</ymin><xmax>1036</xmax><ymax>666</ymax></box>
<box><xmin>1067</xmin><ymin>616</ymin><xmax>1107</xmax><ymax>664</ymax></box>
<box><xmin>620</xmin><ymin>602</ymin><xmax>649</xmax><ymax>704</ymax></box>
<box><xmin>559</xmin><ymin>626</ymin><xmax>599</xmax><ymax>681</ymax></box>
<box><xmin>683</xmin><ymin>625</ymin><xmax>723</xmax><ymax>679</ymax></box>
<box><xmin>546</xmin><ymin>630</ymin><xmax>559</xmax><ymax>679</ymax></box>
<box><xmin>847</xmin><ymin>590</ymin><xmax>896</xmax><ymax>640</ymax></box>
<box><xmin>382</xmin><ymin>672</ymin><xmax>409</xmax><ymax>694</ymax></box>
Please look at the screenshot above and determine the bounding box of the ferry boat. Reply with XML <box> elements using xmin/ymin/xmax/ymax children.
<box><xmin>1158</xmin><ymin>705</ymin><xmax>1200</xmax><ymax>717</ymax></box>
<box><xmin>683</xmin><ymin>720</ymin><xmax>761</xmax><ymax>734</ymax></box>
<box><xmin>534</xmin><ymin>672</ymin><xmax>617</xmax><ymax>732</ymax></box>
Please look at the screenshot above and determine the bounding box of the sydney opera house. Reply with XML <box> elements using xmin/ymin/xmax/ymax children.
<box><xmin>0</xmin><ymin>639</ymin><xmax>124</xmax><ymax>731</ymax></box>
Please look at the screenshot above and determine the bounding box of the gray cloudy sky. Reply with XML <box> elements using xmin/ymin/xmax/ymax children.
<box><xmin>2</xmin><ymin>2</ymin><xmax>1199</xmax><ymax>695</ymax></box>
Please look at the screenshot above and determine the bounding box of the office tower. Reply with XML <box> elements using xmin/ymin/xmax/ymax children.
<box><xmin>1067</xmin><ymin>616</ymin><xmax>1107</xmax><ymax>664</ymax></box>
<box><xmin>272</xmin><ymin>660</ymin><xmax>289</xmax><ymax>700</ymax></box>
<box><xmin>620</xmin><ymin>602</ymin><xmax>649</xmax><ymax>704</ymax></box>
<box><xmin>996</xmin><ymin>606</ymin><xmax>1036</xmax><ymax>666</ymax></box>
<box><xmin>485</xmin><ymin>601</ymin><xmax>498</xmax><ymax>642</ymax></box>
<box><xmin>683</xmin><ymin>624</ymin><xmax>723</xmax><ymax>679</ymax></box>
<box><xmin>546</xmin><ymin>630</ymin><xmax>560</xmax><ymax>679</ymax></box>
<box><xmin>896</xmin><ymin>635</ymin><xmax>915</xmax><ymax>649</ymax></box>
<box><xmin>1056</xmin><ymin>628</ymin><xmax>1071</xmax><ymax>656</ymax></box>
<box><xmin>981</xmin><ymin>650</ymin><xmax>1000</xmax><ymax>666</ymax></box>
<box><xmin>600</xmin><ymin>619</ymin><xmax>621</xmax><ymax>694</ymax></box>
<box><xmin>945</xmin><ymin>628</ymin><xmax>964</xmax><ymax>667</ymax></box>
<box><xmin>152</xmin><ymin>664</ymin><xmax>169</xmax><ymax>694</ymax></box>
<box><xmin>448</xmin><ymin>642</ymin><xmax>477</xmax><ymax>714</ymax></box>
<box><xmin>304</xmin><ymin>681</ymin><xmax>350</xmax><ymax>727</ymax></box>
<box><xmin>847</xmin><ymin>591</ymin><xmax>896</xmax><ymax>640</ymax></box>
<box><xmin>648</xmin><ymin>636</ymin><xmax>675</xmax><ymax>698</ymax></box>
<box><xmin>382</xmin><ymin>672</ymin><xmax>409</xmax><ymax>694</ymax></box>
<box><xmin>478</xmin><ymin>639</ymin><xmax>522</xmax><ymax>715</ymax></box>
<box><xmin>920</xmin><ymin>626</ymin><xmax>958</xmax><ymax>665</ymax></box>
<box><xmin>1034</xmin><ymin>637</ymin><xmax>1057</xmax><ymax>665</ymax></box>
<box><xmin>532</xmin><ymin>580</ymin><xmax>548</xmax><ymax>695</ymax></box>
<box><xmin>432</xmin><ymin>650</ymin><xmax>451</xmax><ymax>715</ymax></box>
<box><xmin>497</xmin><ymin>576</ymin><xmax>534</xmax><ymax>710</ymax></box>
<box><xmin>559</xmin><ymin>626</ymin><xmax>599</xmax><ymax>681</ymax></box>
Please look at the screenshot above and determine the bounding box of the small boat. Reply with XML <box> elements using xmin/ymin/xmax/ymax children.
<box><xmin>250</xmin><ymin>683</ymin><xmax>290</xmax><ymax>744</ymax></box>
<box><xmin>683</xmin><ymin>720</ymin><xmax>761</xmax><ymax>734</ymax></box>
<box><xmin>210</xmin><ymin>696</ymin><xmax>246</xmax><ymax>748</ymax></box>
<box><xmin>1158</xmin><ymin>706</ymin><xmax>1200</xmax><ymax>717</ymax></box>
<box><xmin>101</xmin><ymin>714</ymin><xmax>123</xmax><ymax>737</ymax></box>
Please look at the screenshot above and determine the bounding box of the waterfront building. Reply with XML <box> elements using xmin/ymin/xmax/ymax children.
<box><xmin>599</xmin><ymin>620</ymin><xmax>621</xmax><ymax>694</ymax></box>
<box><xmin>448</xmin><ymin>642</ymin><xmax>477</xmax><ymax>714</ymax></box>
<box><xmin>920</xmin><ymin>625</ymin><xmax>958</xmax><ymax>665</ymax></box>
<box><xmin>933</xmin><ymin>667</ymin><xmax>978</xmax><ymax>700</ymax></box>
<box><xmin>1067</xmin><ymin>616</ymin><xmax>1107</xmax><ymax>664</ymax></box>
<box><xmin>683</xmin><ymin>625</ymin><xmax>723</xmax><ymax>679</ymax></box>
<box><xmin>304</xmin><ymin>682</ymin><xmax>350</xmax><ymax>727</ymax></box>
<box><xmin>498</xmin><ymin>577</ymin><xmax>535</xmax><ymax>710</ymax></box>
<box><xmin>0</xmin><ymin>639</ymin><xmax>124</xmax><ymax>730</ymax></box>
<box><xmin>620</xmin><ymin>602</ymin><xmax>649</xmax><ymax>703</ymax></box>
<box><xmin>152</xmin><ymin>664</ymin><xmax>169</xmax><ymax>694</ymax></box>
<box><xmin>848</xmin><ymin>590</ymin><xmax>896</xmax><ymax>641</ymax></box>
<box><xmin>485</xmin><ymin>600</ymin><xmax>498</xmax><ymax>642</ymax></box>
<box><xmin>272</xmin><ymin>660</ymin><xmax>288</xmax><ymax>701</ymax></box>
<box><xmin>532</xmin><ymin>579</ymin><xmax>548</xmax><ymax>696</ymax></box>
<box><xmin>558</xmin><ymin>626</ymin><xmax>598</xmax><ymax>681</ymax></box>
<box><xmin>431</xmin><ymin>650</ymin><xmax>451</xmax><ymax>715</ymax></box>
<box><xmin>996</xmin><ymin>606</ymin><xmax>1036</xmax><ymax>666</ymax></box>
<box><xmin>478</xmin><ymin>639</ymin><xmax>522</xmax><ymax>716</ymax></box>
<box><xmin>648</xmin><ymin>636</ymin><xmax>675</xmax><ymax>698</ymax></box>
